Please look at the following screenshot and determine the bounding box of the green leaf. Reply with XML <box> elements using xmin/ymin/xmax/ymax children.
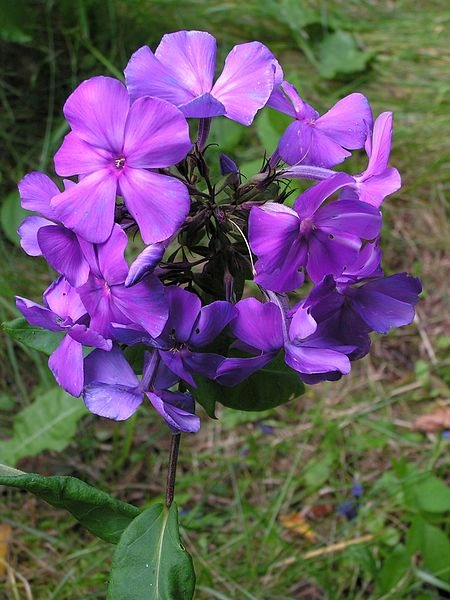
<box><xmin>194</xmin><ymin>353</ymin><xmax>305</xmax><ymax>412</ymax></box>
<box><xmin>0</xmin><ymin>387</ymin><xmax>87</xmax><ymax>465</ymax></box>
<box><xmin>376</xmin><ymin>544</ymin><xmax>411</xmax><ymax>595</ymax></box>
<box><xmin>318</xmin><ymin>31</ymin><xmax>372</xmax><ymax>79</ymax></box>
<box><xmin>2</xmin><ymin>317</ymin><xmax>65</xmax><ymax>355</ymax></box>
<box><xmin>0</xmin><ymin>470</ymin><xmax>140</xmax><ymax>544</ymax></box>
<box><xmin>414</xmin><ymin>476</ymin><xmax>450</xmax><ymax>513</ymax></box>
<box><xmin>0</xmin><ymin>190</ymin><xmax>28</xmax><ymax>245</ymax></box>
<box><xmin>407</xmin><ymin>517</ymin><xmax>450</xmax><ymax>581</ymax></box>
<box><xmin>107</xmin><ymin>502</ymin><xmax>195</xmax><ymax>599</ymax></box>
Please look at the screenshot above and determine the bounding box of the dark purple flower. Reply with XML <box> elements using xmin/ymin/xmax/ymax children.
<box><xmin>249</xmin><ymin>173</ymin><xmax>382</xmax><ymax>291</ymax></box>
<box><xmin>76</xmin><ymin>225</ymin><xmax>168</xmax><ymax>339</ymax></box>
<box><xmin>125</xmin><ymin>30</ymin><xmax>282</xmax><ymax>125</ymax></box>
<box><xmin>16</xmin><ymin>277</ymin><xmax>111</xmax><ymax>396</ymax></box>
<box><xmin>156</xmin><ymin>286</ymin><xmax>237</xmax><ymax>387</ymax></box>
<box><xmin>83</xmin><ymin>345</ymin><xmax>200</xmax><ymax>431</ymax></box>
<box><xmin>225</xmin><ymin>295</ymin><xmax>351</xmax><ymax>384</ymax></box>
<box><xmin>52</xmin><ymin>76</ymin><xmax>192</xmax><ymax>244</ymax></box>
<box><xmin>268</xmin><ymin>81</ymin><xmax>372</xmax><ymax>167</ymax></box>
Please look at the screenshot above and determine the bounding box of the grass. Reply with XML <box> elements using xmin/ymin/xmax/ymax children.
<box><xmin>1</xmin><ymin>0</ymin><xmax>449</xmax><ymax>598</ymax></box>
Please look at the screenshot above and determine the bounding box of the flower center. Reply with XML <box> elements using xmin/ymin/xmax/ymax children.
<box><xmin>114</xmin><ymin>157</ymin><xmax>126</xmax><ymax>169</ymax></box>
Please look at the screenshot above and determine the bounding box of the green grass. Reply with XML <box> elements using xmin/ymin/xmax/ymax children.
<box><xmin>1</xmin><ymin>0</ymin><xmax>449</xmax><ymax>598</ymax></box>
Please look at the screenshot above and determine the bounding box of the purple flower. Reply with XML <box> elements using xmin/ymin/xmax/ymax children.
<box><xmin>249</xmin><ymin>173</ymin><xmax>382</xmax><ymax>291</ymax></box>
<box><xmin>52</xmin><ymin>76</ymin><xmax>192</xmax><ymax>244</ymax></box>
<box><xmin>125</xmin><ymin>30</ymin><xmax>282</xmax><ymax>125</ymax></box>
<box><xmin>301</xmin><ymin>247</ymin><xmax>422</xmax><ymax>359</ymax></box>
<box><xmin>76</xmin><ymin>225</ymin><xmax>168</xmax><ymax>339</ymax></box>
<box><xmin>268</xmin><ymin>81</ymin><xmax>372</xmax><ymax>167</ymax></box>
<box><xmin>225</xmin><ymin>295</ymin><xmax>351</xmax><ymax>384</ymax></box>
<box><xmin>16</xmin><ymin>277</ymin><xmax>111</xmax><ymax>396</ymax></box>
<box><xmin>155</xmin><ymin>286</ymin><xmax>237</xmax><ymax>387</ymax></box>
<box><xmin>341</xmin><ymin>112</ymin><xmax>401</xmax><ymax>207</ymax></box>
<box><xmin>83</xmin><ymin>345</ymin><xmax>200</xmax><ymax>431</ymax></box>
<box><xmin>18</xmin><ymin>172</ymin><xmax>90</xmax><ymax>287</ymax></box>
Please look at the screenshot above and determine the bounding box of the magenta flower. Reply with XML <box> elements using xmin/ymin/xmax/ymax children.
<box><xmin>52</xmin><ymin>76</ymin><xmax>192</xmax><ymax>244</ymax></box>
<box><xmin>268</xmin><ymin>80</ymin><xmax>372</xmax><ymax>167</ymax></box>
<box><xmin>125</xmin><ymin>30</ymin><xmax>282</xmax><ymax>125</ymax></box>
<box><xmin>16</xmin><ymin>277</ymin><xmax>111</xmax><ymax>397</ymax></box>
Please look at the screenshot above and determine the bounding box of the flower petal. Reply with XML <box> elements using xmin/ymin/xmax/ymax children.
<box><xmin>49</xmin><ymin>335</ymin><xmax>84</xmax><ymax>396</ymax></box>
<box><xmin>44</xmin><ymin>276</ymin><xmax>86</xmax><ymax>321</ymax></box>
<box><xmin>316</xmin><ymin>93</ymin><xmax>372</xmax><ymax>149</ymax></box>
<box><xmin>84</xmin><ymin>345</ymin><xmax>139</xmax><ymax>387</ymax></box>
<box><xmin>51</xmin><ymin>169</ymin><xmax>117</xmax><ymax>243</ymax></box>
<box><xmin>18</xmin><ymin>171</ymin><xmax>59</xmax><ymax>217</ymax></box>
<box><xmin>190</xmin><ymin>301</ymin><xmax>237</xmax><ymax>347</ymax></box>
<box><xmin>119</xmin><ymin>169</ymin><xmax>189</xmax><ymax>244</ymax></box>
<box><xmin>156</xmin><ymin>30</ymin><xmax>216</xmax><ymax>94</ymax></box>
<box><xmin>63</xmin><ymin>76</ymin><xmax>128</xmax><ymax>151</ymax></box>
<box><xmin>285</xmin><ymin>342</ymin><xmax>351</xmax><ymax>377</ymax></box>
<box><xmin>125</xmin><ymin>242</ymin><xmax>166</xmax><ymax>287</ymax></box>
<box><xmin>123</xmin><ymin>97</ymin><xmax>191</xmax><ymax>167</ymax></box>
<box><xmin>231</xmin><ymin>298</ymin><xmax>284</xmax><ymax>352</ymax></box>
<box><xmin>15</xmin><ymin>296</ymin><xmax>61</xmax><ymax>331</ymax></box>
<box><xmin>112</xmin><ymin>276</ymin><xmax>168</xmax><ymax>338</ymax></box>
<box><xmin>147</xmin><ymin>390</ymin><xmax>200</xmax><ymax>433</ymax></box>
<box><xmin>18</xmin><ymin>216</ymin><xmax>52</xmax><ymax>256</ymax></box>
<box><xmin>37</xmin><ymin>225</ymin><xmax>90</xmax><ymax>287</ymax></box>
<box><xmin>54</xmin><ymin>132</ymin><xmax>112</xmax><ymax>177</ymax></box>
<box><xmin>212</xmin><ymin>42</ymin><xmax>278</xmax><ymax>125</ymax></box>
<box><xmin>125</xmin><ymin>45</ymin><xmax>195</xmax><ymax>105</ymax></box>
<box><xmin>84</xmin><ymin>383</ymin><xmax>143</xmax><ymax>420</ymax></box>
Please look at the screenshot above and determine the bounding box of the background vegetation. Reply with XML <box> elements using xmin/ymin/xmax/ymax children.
<box><xmin>0</xmin><ymin>0</ymin><xmax>449</xmax><ymax>598</ymax></box>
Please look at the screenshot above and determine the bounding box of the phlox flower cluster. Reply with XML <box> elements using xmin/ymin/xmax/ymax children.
<box><xmin>16</xmin><ymin>30</ymin><xmax>421</xmax><ymax>433</ymax></box>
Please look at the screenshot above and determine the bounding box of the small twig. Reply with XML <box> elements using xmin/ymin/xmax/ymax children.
<box><xmin>165</xmin><ymin>433</ymin><xmax>181</xmax><ymax>508</ymax></box>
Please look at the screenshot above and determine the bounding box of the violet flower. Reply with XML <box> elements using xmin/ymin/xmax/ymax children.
<box><xmin>222</xmin><ymin>295</ymin><xmax>351</xmax><ymax>384</ymax></box>
<box><xmin>155</xmin><ymin>286</ymin><xmax>237</xmax><ymax>387</ymax></box>
<box><xmin>268</xmin><ymin>80</ymin><xmax>372</xmax><ymax>167</ymax></box>
<box><xmin>125</xmin><ymin>30</ymin><xmax>282</xmax><ymax>125</ymax></box>
<box><xmin>52</xmin><ymin>76</ymin><xmax>192</xmax><ymax>244</ymax></box>
<box><xmin>249</xmin><ymin>173</ymin><xmax>382</xmax><ymax>291</ymax></box>
<box><xmin>76</xmin><ymin>224</ymin><xmax>168</xmax><ymax>339</ymax></box>
<box><xmin>17</xmin><ymin>172</ymin><xmax>90</xmax><ymax>287</ymax></box>
<box><xmin>340</xmin><ymin>112</ymin><xmax>401</xmax><ymax>207</ymax></box>
<box><xmin>16</xmin><ymin>277</ymin><xmax>111</xmax><ymax>396</ymax></box>
<box><xmin>83</xmin><ymin>345</ymin><xmax>200</xmax><ymax>431</ymax></box>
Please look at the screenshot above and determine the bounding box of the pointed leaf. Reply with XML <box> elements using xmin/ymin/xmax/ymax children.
<box><xmin>0</xmin><ymin>470</ymin><xmax>140</xmax><ymax>544</ymax></box>
<box><xmin>0</xmin><ymin>387</ymin><xmax>87</xmax><ymax>465</ymax></box>
<box><xmin>2</xmin><ymin>317</ymin><xmax>64</xmax><ymax>355</ymax></box>
<box><xmin>107</xmin><ymin>502</ymin><xmax>195</xmax><ymax>599</ymax></box>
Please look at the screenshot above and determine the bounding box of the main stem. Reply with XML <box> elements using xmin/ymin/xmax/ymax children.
<box><xmin>165</xmin><ymin>432</ymin><xmax>181</xmax><ymax>507</ymax></box>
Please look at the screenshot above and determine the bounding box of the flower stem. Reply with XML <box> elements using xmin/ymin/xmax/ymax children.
<box><xmin>165</xmin><ymin>432</ymin><xmax>181</xmax><ymax>507</ymax></box>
